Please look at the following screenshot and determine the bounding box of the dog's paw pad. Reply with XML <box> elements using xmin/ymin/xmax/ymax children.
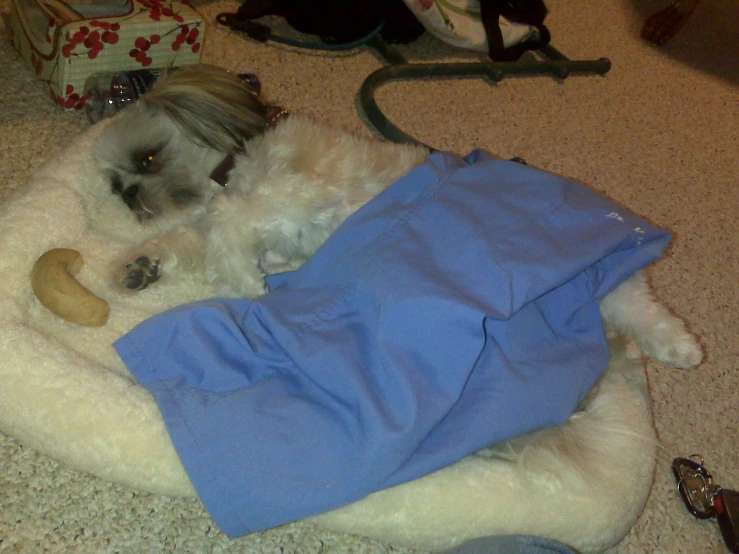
<box><xmin>123</xmin><ymin>256</ymin><xmax>160</xmax><ymax>291</ymax></box>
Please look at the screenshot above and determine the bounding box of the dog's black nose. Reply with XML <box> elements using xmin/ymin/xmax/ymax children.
<box><xmin>121</xmin><ymin>184</ymin><xmax>140</xmax><ymax>210</ymax></box>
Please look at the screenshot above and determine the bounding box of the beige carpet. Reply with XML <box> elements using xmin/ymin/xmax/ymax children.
<box><xmin>1</xmin><ymin>0</ymin><xmax>737</xmax><ymax>552</ymax></box>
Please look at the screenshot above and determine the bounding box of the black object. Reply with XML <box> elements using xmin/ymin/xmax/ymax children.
<box><xmin>717</xmin><ymin>489</ymin><xmax>739</xmax><ymax>554</ymax></box>
<box><xmin>217</xmin><ymin>0</ymin><xmax>424</xmax><ymax>48</ymax></box>
<box><xmin>672</xmin><ymin>456</ymin><xmax>719</xmax><ymax>518</ymax></box>
<box><xmin>217</xmin><ymin>0</ymin><xmax>551</xmax><ymax>59</ymax></box>
<box><xmin>482</xmin><ymin>0</ymin><xmax>551</xmax><ymax>61</ymax></box>
<box><xmin>672</xmin><ymin>456</ymin><xmax>739</xmax><ymax>553</ymax></box>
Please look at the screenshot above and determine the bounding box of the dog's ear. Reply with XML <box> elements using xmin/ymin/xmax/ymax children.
<box><xmin>141</xmin><ymin>64</ymin><xmax>270</xmax><ymax>152</ymax></box>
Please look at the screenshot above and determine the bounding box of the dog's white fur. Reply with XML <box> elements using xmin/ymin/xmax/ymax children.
<box><xmin>95</xmin><ymin>64</ymin><xmax>702</xmax><ymax>370</ymax></box>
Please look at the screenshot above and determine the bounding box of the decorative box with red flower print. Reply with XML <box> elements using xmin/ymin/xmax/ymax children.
<box><xmin>8</xmin><ymin>0</ymin><xmax>204</xmax><ymax>110</ymax></box>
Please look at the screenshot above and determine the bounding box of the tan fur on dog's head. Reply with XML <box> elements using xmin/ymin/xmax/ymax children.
<box><xmin>142</xmin><ymin>64</ymin><xmax>269</xmax><ymax>152</ymax></box>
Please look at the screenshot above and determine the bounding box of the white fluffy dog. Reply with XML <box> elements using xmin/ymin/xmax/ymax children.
<box><xmin>96</xmin><ymin>64</ymin><xmax>702</xmax><ymax>370</ymax></box>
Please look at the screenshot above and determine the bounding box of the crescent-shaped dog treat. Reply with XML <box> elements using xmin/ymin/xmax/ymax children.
<box><xmin>31</xmin><ymin>248</ymin><xmax>110</xmax><ymax>327</ymax></box>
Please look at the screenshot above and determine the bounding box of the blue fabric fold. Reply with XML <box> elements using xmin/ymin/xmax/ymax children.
<box><xmin>114</xmin><ymin>150</ymin><xmax>671</xmax><ymax>536</ymax></box>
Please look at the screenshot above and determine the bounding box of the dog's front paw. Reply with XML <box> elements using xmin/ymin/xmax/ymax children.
<box><xmin>642</xmin><ymin>329</ymin><xmax>703</xmax><ymax>369</ymax></box>
<box><xmin>121</xmin><ymin>255</ymin><xmax>161</xmax><ymax>291</ymax></box>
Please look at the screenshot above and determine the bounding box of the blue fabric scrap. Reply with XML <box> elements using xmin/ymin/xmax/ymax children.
<box><xmin>114</xmin><ymin>150</ymin><xmax>671</xmax><ymax>537</ymax></box>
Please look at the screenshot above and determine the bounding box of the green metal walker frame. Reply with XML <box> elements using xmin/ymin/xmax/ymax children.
<box><xmin>359</xmin><ymin>37</ymin><xmax>612</xmax><ymax>149</ymax></box>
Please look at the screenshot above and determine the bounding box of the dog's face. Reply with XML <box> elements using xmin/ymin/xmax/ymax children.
<box><xmin>94</xmin><ymin>65</ymin><xmax>269</xmax><ymax>222</ymax></box>
<box><xmin>96</xmin><ymin>108</ymin><xmax>222</xmax><ymax>221</ymax></box>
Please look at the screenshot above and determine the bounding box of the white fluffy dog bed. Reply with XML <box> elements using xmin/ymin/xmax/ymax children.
<box><xmin>0</xmin><ymin>122</ymin><xmax>657</xmax><ymax>553</ymax></box>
